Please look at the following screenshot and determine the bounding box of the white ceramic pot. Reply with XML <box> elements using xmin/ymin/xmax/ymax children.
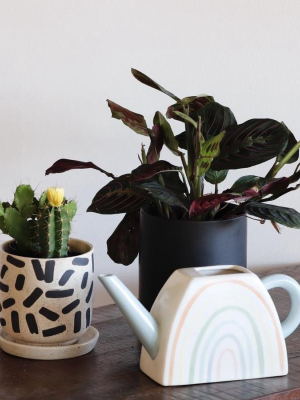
<box><xmin>0</xmin><ymin>238</ymin><xmax>94</xmax><ymax>346</ymax></box>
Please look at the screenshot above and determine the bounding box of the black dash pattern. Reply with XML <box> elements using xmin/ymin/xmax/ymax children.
<box><xmin>15</xmin><ymin>274</ymin><xmax>25</xmax><ymax>291</ymax></box>
<box><xmin>39</xmin><ymin>307</ymin><xmax>59</xmax><ymax>321</ymax></box>
<box><xmin>58</xmin><ymin>270</ymin><xmax>75</xmax><ymax>286</ymax></box>
<box><xmin>62</xmin><ymin>299</ymin><xmax>80</xmax><ymax>314</ymax></box>
<box><xmin>0</xmin><ymin>265</ymin><xmax>8</xmax><ymax>279</ymax></box>
<box><xmin>45</xmin><ymin>289</ymin><xmax>74</xmax><ymax>298</ymax></box>
<box><xmin>26</xmin><ymin>314</ymin><xmax>39</xmax><ymax>334</ymax></box>
<box><xmin>42</xmin><ymin>325</ymin><xmax>66</xmax><ymax>337</ymax></box>
<box><xmin>23</xmin><ymin>288</ymin><xmax>43</xmax><ymax>308</ymax></box>
<box><xmin>86</xmin><ymin>281</ymin><xmax>93</xmax><ymax>303</ymax></box>
<box><xmin>7</xmin><ymin>255</ymin><xmax>25</xmax><ymax>268</ymax></box>
<box><xmin>74</xmin><ymin>311</ymin><xmax>81</xmax><ymax>333</ymax></box>
<box><xmin>3</xmin><ymin>298</ymin><xmax>15</xmax><ymax>309</ymax></box>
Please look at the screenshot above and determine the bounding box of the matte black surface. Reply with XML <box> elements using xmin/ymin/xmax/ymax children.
<box><xmin>139</xmin><ymin>209</ymin><xmax>247</xmax><ymax>310</ymax></box>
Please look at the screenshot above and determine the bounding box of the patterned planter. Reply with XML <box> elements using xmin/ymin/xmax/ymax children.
<box><xmin>0</xmin><ymin>238</ymin><xmax>94</xmax><ymax>345</ymax></box>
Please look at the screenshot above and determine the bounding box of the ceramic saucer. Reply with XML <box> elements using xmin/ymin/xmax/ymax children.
<box><xmin>0</xmin><ymin>326</ymin><xmax>99</xmax><ymax>360</ymax></box>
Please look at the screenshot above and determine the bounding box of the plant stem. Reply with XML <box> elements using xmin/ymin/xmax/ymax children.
<box><xmin>141</xmin><ymin>144</ymin><xmax>147</xmax><ymax>164</ymax></box>
<box><xmin>179</xmin><ymin>171</ymin><xmax>190</xmax><ymax>201</ymax></box>
<box><xmin>215</xmin><ymin>182</ymin><xmax>218</xmax><ymax>194</ymax></box>
<box><xmin>267</xmin><ymin>141</ymin><xmax>300</xmax><ymax>178</ymax></box>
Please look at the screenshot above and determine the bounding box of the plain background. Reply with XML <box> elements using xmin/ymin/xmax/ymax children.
<box><xmin>0</xmin><ymin>0</ymin><xmax>300</xmax><ymax>307</ymax></box>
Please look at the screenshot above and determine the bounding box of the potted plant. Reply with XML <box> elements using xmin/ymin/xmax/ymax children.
<box><xmin>46</xmin><ymin>69</ymin><xmax>300</xmax><ymax>310</ymax></box>
<box><xmin>0</xmin><ymin>185</ymin><xmax>97</xmax><ymax>359</ymax></box>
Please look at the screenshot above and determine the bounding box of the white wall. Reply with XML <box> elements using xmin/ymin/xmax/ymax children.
<box><xmin>0</xmin><ymin>0</ymin><xmax>300</xmax><ymax>307</ymax></box>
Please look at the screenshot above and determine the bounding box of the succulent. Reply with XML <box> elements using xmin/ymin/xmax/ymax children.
<box><xmin>0</xmin><ymin>185</ymin><xmax>77</xmax><ymax>258</ymax></box>
<box><xmin>46</xmin><ymin>69</ymin><xmax>300</xmax><ymax>265</ymax></box>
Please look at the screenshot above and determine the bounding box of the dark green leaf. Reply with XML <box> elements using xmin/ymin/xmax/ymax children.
<box><xmin>229</xmin><ymin>175</ymin><xmax>268</xmax><ymax>193</ymax></box>
<box><xmin>45</xmin><ymin>159</ymin><xmax>115</xmax><ymax>179</ymax></box>
<box><xmin>205</xmin><ymin>169</ymin><xmax>228</xmax><ymax>184</ymax></box>
<box><xmin>228</xmin><ymin>175</ymin><xmax>291</xmax><ymax>199</ymax></box>
<box><xmin>162</xmin><ymin>172</ymin><xmax>186</xmax><ymax>194</ymax></box>
<box><xmin>87</xmin><ymin>175</ymin><xmax>147</xmax><ymax>214</ymax></box>
<box><xmin>175</xmin><ymin>132</ymin><xmax>187</xmax><ymax>150</ymax></box>
<box><xmin>198</xmin><ymin>101</ymin><xmax>237</xmax><ymax>140</ymax></box>
<box><xmin>211</xmin><ymin>119</ymin><xmax>289</xmax><ymax>170</ymax></box>
<box><xmin>131</xmin><ymin>68</ymin><xmax>181</xmax><ymax>102</ymax></box>
<box><xmin>139</xmin><ymin>182</ymin><xmax>188</xmax><ymax>210</ymax></box>
<box><xmin>107</xmin><ymin>100</ymin><xmax>148</xmax><ymax>136</ymax></box>
<box><xmin>131</xmin><ymin>161</ymin><xmax>182</xmax><ymax>182</ymax></box>
<box><xmin>107</xmin><ymin>212</ymin><xmax>139</xmax><ymax>266</ymax></box>
<box><xmin>153</xmin><ymin>111</ymin><xmax>179</xmax><ymax>155</ymax></box>
<box><xmin>277</xmin><ymin>122</ymin><xmax>299</xmax><ymax>164</ymax></box>
<box><xmin>245</xmin><ymin>202</ymin><xmax>300</xmax><ymax>229</ymax></box>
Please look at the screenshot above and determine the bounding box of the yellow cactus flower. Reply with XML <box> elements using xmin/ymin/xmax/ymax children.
<box><xmin>47</xmin><ymin>187</ymin><xmax>64</xmax><ymax>207</ymax></box>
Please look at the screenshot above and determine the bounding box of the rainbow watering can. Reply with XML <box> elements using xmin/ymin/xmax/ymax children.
<box><xmin>99</xmin><ymin>265</ymin><xmax>300</xmax><ymax>386</ymax></box>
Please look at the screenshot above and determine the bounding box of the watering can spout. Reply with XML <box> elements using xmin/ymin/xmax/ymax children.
<box><xmin>98</xmin><ymin>274</ymin><xmax>159</xmax><ymax>359</ymax></box>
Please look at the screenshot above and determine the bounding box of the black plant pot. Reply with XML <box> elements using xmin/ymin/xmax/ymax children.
<box><xmin>139</xmin><ymin>208</ymin><xmax>247</xmax><ymax>310</ymax></box>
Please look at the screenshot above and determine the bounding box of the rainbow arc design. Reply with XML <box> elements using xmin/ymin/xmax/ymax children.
<box><xmin>140</xmin><ymin>267</ymin><xmax>288</xmax><ymax>386</ymax></box>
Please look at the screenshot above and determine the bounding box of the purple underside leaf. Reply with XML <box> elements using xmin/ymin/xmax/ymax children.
<box><xmin>107</xmin><ymin>211</ymin><xmax>140</xmax><ymax>266</ymax></box>
<box><xmin>211</xmin><ymin>119</ymin><xmax>289</xmax><ymax>170</ymax></box>
<box><xmin>166</xmin><ymin>96</ymin><xmax>214</xmax><ymax>121</ymax></box>
<box><xmin>107</xmin><ymin>99</ymin><xmax>149</xmax><ymax>136</ymax></box>
<box><xmin>189</xmin><ymin>193</ymin><xmax>239</xmax><ymax>218</ymax></box>
<box><xmin>87</xmin><ymin>175</ymin><xmax>148</xmax><ymax>214</ymax></box>
<box><xmin>45</xmin><ymin>159</ymin><xmax>115</xmax><ymax>179</ymax></box>
<box><xmin>147</xmin><ymin>124</ymin><xmax>164</xmax><ymax>164</ymax></box>
<box><xmin>131</xmin><ymin>161</ymin><xmax>182</xmax><ymax>182</ymax></box>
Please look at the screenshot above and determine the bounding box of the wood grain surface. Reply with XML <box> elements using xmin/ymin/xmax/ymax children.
<box><xmin>1</xmin><ymin>266</ymin><xmax>300</xmax><ymax>400</ymax></box>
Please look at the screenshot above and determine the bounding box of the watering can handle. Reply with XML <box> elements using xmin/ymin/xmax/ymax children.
<box><xmin>261</xmin><ymin>274</ymin><xmax>300</xmax><ymax>338</ymax></box>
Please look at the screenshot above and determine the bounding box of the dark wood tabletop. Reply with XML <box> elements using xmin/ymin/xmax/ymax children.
<box><xmin>1</xmin><ymin>266</ymin><xmax>300</xmax><ymax>400</ymax></box>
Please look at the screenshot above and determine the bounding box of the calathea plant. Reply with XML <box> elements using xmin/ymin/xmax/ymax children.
<box><xmin>0</xmin><ymin>185</ymin><xmax>77</xmax><ymax>257</ymax></box>
<box><xmin>46</xmin><ymin>69</ymin><xmax>300</xmax><ymax>265</ymax></box>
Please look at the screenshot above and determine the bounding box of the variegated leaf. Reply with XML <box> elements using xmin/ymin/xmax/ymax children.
<box><xmin>107</xmin><ymin>100</ymin><xmax>148</xmax><ymax>136</ymax></box>
<box><xmin>131</xmin><ymin>68</ymin><xmax>181</xmax><ymax>102</ymax></box>
<box><xmin>131</xmin><ymin>161</ymin><xmax>182</xmax><ymax>182</ymax></box>
<box><xmin>87</xmin><ymin>175</ymin><xmax>147</xmax><ymax>214</ymax></box>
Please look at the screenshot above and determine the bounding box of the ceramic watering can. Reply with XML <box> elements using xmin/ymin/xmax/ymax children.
<box><xmin>99</xmin><ymin>265</ymin><xmax>300</xmax><ymax>386</ymax></box>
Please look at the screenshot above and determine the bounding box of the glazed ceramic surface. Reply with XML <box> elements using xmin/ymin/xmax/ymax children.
<box><xmin>0</xmin><ymin>326</ymin><xmax>99</xmax><ymax>360</ymax></box>
<box><xmin>100</xmin><ymin>265</ymin><xmax>300</xmax><ymax>386</ymax></box>
<box><xmin>0</xmin><ymin>238</ymin><xmax>94</xmax><ymax>345</ymax></box>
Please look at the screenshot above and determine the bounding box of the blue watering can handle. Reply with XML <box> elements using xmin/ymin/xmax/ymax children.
<box><xmin>261</xmin><ymin>274</ymin><xmax>300</xmax><ymax>338</ymax></box>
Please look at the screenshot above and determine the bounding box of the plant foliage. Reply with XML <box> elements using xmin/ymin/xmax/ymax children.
<box><xmin>46</xmin><ymin>69</ymin><xmax>300</xmax><ymax>265</ymax></box>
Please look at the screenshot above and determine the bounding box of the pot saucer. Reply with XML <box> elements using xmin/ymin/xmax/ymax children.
<box><xmin>0</xmin><ymin>326</ymin><xmax>99</xmax><ymax>360</ymax></box>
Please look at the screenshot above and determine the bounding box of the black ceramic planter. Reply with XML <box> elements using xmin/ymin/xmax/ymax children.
<box><xmin>139</xmin><ymin>208</ymin><xmax>247</xmax><ymax>310</ymax></box>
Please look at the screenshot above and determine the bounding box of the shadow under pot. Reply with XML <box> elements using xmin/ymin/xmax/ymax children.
<box><xmin>139</xmin><ymin>207</ymin><xmax>247</xmax><ymax>311</ymax></box>
<box><xmin>0</xmin><ymin>238</ymin><xmax>94</xmax><ymax>346</ymax></box>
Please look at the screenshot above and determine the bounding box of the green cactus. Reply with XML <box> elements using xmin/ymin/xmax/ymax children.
<box><xmin>0</xmin><ymin>185</ymin><xmax>77</xmax><ymax>258</ymax></box>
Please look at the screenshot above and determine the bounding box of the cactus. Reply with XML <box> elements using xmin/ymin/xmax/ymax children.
<box><xmin>0</xmin><ymin>185</ymin><xmax>77</xmax><ymax>258</ymax></box>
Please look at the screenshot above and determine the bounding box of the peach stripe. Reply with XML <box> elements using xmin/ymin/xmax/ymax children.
<box><xmin>168</xmin><ymin>279</ymin><xmax>285</xmax><ymax>384</ymax></box>
<box><xmin>216</xmin><ymin>349</ymin><xmax>237</xmax><ymax>381</ymax></box>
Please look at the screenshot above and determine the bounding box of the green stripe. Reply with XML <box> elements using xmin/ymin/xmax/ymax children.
<box><xmin>188</xmin><ymin>306</ymin><xmax>264</xmax><ymax>383</ymax></box>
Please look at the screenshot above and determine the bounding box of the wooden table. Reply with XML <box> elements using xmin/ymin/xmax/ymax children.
<box><xmin>1</xmin><ymin>266</ymin><xmax>300</xmax><ymax>400</ymax></box>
